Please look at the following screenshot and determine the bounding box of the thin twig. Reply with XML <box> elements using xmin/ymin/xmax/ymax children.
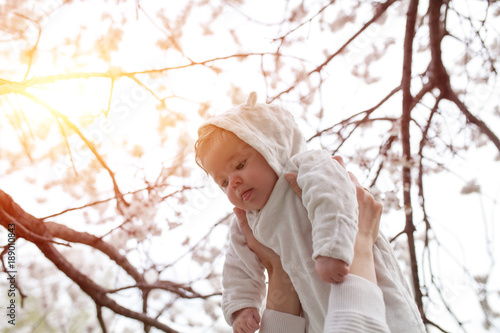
<box><xmin>270</xmin><ymin>0</ymin><xmax>398</xmax><ymax>102</ymax></box>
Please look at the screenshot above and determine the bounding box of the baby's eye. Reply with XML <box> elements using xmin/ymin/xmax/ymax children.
<box><xmin>220</xmin><ymin>179</ymin><xmax>229</xmax><ymax>187</ymax></box>
<box><xmin>236</xmin><ymin>161</ymin><xmax>246</xmax><ymax>169</ymax></box>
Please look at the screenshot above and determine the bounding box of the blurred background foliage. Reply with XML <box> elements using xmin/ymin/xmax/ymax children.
<box><xmin>0</xmin><ymin>0</ymin><xmax>499</xmax><ymax>332</ymax></box>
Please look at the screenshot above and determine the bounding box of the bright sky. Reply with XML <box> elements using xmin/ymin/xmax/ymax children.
<box><xmin>0</xmin><ymin>0</ymin><xmax>499</xmax><ymax>332</ymax></box>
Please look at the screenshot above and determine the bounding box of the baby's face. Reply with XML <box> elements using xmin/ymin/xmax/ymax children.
<box><xmin>202</xmin><ymin>132</ymin><xmax>278</xmax><ymax>211</ymax></box>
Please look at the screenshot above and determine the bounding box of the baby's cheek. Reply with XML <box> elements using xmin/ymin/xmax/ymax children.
<box><xmin>227</xmin><ymin>192</ymin><xmax>240</xmax><ymax>207</ymax></box>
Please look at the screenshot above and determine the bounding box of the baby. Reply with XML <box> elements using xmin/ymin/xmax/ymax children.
<box><xmin>195</xmin><ymin>92</ymin><xmax>425</xmax><ymax>333</ymax></box>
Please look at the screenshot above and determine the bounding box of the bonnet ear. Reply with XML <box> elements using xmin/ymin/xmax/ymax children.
<box><xmin>245</xmin><ymin>91</ymin><xmax>258</xmax><ymax>107</ymax></box>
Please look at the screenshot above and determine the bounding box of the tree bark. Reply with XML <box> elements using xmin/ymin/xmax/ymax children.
<box><xmin>401</xmin><ymin>0</ymin><xmax>425</xmax><ymax>318</ymax></box>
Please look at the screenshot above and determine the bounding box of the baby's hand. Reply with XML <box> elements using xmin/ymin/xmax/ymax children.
<box><xmin>232</xmin><ymin>307</ymin><xmax>260</xmax><ymax>333</ymax></box>
<box><xmin>315</xmin><ymin>256</ymin><xmax>349</xmax><ymax>283</ymax></box>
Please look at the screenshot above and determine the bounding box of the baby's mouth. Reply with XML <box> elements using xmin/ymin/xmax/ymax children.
<box><xmin>241</xmin><ymin>189</ymin><xmax>253</xmax><ymax>202</ymax></box>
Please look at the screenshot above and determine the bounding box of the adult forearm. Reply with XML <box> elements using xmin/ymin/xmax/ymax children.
<box><xmin>265</xmin><ymin>266</ymin><xmax>301</xmax><ymax>316</ymax></box>
<box><xmin>350</xmin><ymin>234</ymin><xmax>377</xmax><ymax>284</ymax></box>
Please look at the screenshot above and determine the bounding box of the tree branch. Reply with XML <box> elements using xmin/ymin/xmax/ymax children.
<box><xmin>271</xmin><ymin>0</ymin><xmax>398</xmax><ymax>102</ymax></box>
<box><xmin>0</xmin><ymin>189</ymin><xmax>178</xmax><ymax>332</ymax></box>
<box><xmin>15</xmin><ymin>90</ymin><xmax>129</xmax><ymax>211</ymax></box>
<box><xmin>44</xmin><ymin>221</ymin><xmax>145</xmax><ymax>284</ymax></box>
<box><xmin>446</xmin><ymin>91</ymin><xmax>500</xmax><ymax>153</ymax></box>
<box><xmin>272</xmin><ymin>0</ymin><xmax>336</xmax><ymax>42</ymax></box>
<box><xmin>0</xmin><ymin>52</ymin><xmax>305</xmax><ymax>97</ymax></box>
<box><xmin>401</xmin><ymin>0</ymin><xmax>424</xmax><ymax>318</ymax></box>
<box><xmin>307</xmin><ymin>84</ymin><xmax>401</xmax><ymax>142</ymax></box>
<box><xmin>427</xmin><ymin>0</ymin><xmax>500</xmax><ymax>154</ymax></box>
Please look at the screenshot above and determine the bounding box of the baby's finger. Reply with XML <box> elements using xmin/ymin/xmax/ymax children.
<box><xmin>285</xmin><ymin>173</ymin><xmax>303</xmax><ymax>199</ymax></box>
<box><xmin>236</xmin><ymin>324</ymin><xmax>250</xmax><ymax>333</ymax></box>
<box><xmin>248</xmin><ymin>318</ymin><xmax>260</xmax><ymax>331</ymax></box>
<box><xmin>336</xmin><ymin>273</ymin><xmax>347</xmax><ymax>283</ymax></box>
<box><xmin>252</xmin><ymin>311</ymin><xmax>261</xmax><ymax>329</ymax></box>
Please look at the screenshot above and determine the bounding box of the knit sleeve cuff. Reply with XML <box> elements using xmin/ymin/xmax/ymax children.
<box><xmin>329</xmin><ymin>274</ymin><xmax>386</xmax><ymax>318</ymax></box>
<box><xmin>325</xmin><ymin>275</ymin><xmax>390</xmax><ymax>333</ymax></box>
<box><xmin>260</xmin><ymin>309</ymin><xmax>306</xmax><ymax>333</ymax></box>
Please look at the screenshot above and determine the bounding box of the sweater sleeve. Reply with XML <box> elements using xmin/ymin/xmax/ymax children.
<box><xmin>260</xmin><ymin>310</ymin><xmax>306</xmax><ymax>333</ymax></box>
<box><xmin>259</xmin><ymin>275</ymin><xmax>390</xmax><ymax>333</ymax></box>
<box><xmin>291</xmin><ymin>150</ymin><xmax>358</xmax><ymax>265</ymax></box>
<box><xmin>324</xmin><ymin>275</ymin><xmax>390</xmax><ymax>332</ymax></box>
<box><xmin>222</xmin><ymin>216</ymin><xmax>267</xmax><ymax>325</ymax></box>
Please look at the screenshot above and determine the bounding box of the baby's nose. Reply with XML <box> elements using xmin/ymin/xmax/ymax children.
<box><xmin>229</xmin><ymin>175</ymin><xmax>242</xmax><ymax>188</ymax></box>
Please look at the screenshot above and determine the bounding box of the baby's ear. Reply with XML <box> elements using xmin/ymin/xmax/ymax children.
<box><xmin>245</xmin><ymin>91</ymin><xmax>258</xmax><ymax>107</ymax></box>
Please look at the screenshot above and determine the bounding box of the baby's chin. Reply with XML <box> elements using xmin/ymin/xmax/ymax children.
<box><xmin>233</xmin><ymin>203</ymin><xmax>264</xmax><ymax>212</ymax></box>
<box><xmin>231</xmin><ymin>193</ymin><xmax>272</xmax><ymax>212</ymax></box>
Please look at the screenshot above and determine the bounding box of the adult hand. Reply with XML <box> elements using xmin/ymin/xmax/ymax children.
<box><xmin>349</xmin><ymin>171</ymin><xmax>382</xmax><ymax>246</ymax></box>
<box><xmin>234</xmin><ymin>207</ymin><xmax>301</xmax><ymax>315</ymax></box>
<box><xmin>234</xmin><ymin>207</ymin><xmax>282</xmax><ymax>273</ymax></box>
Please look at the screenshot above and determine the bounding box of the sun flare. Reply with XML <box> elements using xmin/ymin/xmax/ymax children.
<box><xmin>27</xmin><ymin>78</ymin><xmax>110</xmax><ymax>119</ymax></box>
